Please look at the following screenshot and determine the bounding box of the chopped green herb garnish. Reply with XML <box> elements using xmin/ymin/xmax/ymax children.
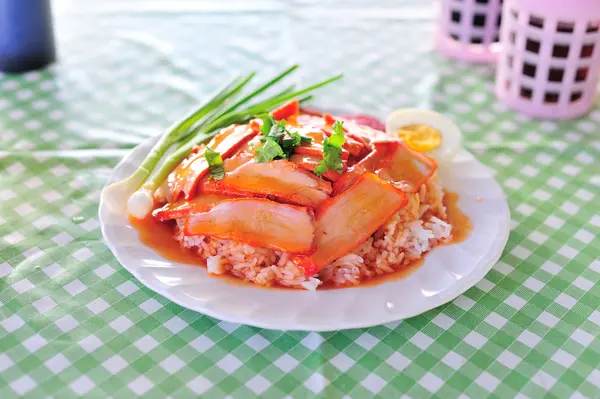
<box><xmin>256</xmin><ymin>115</ymin><xmax>287</xmax><ymax>162</ymax></box>
<box><xmin>313</xmin><ymin>162</ymin><xmax>328</xmax><ymax>176</ymax></box>
<box><xmin>314</xmin><ymin>121</ymin><xmax>345</xmax><ymax>177</ymax></box>
<box><xmin>259</xmin><ymin>115</ymin><xmax>284</xmax><ymax>142</ymax></box>
<box><xmin>281</xmin><ymin>131</ymin><xmax>302</xmax><ymax>157</ymax></box>
<box><xmin>282</xmin><ymin>131</ymin><xmax>301</xmax><ymax>148</ymax></box>
<box><xmin>269</xmin><ymin>123</ymin><xmax>287</xmax><ymax>141</ymax></box>
<box><xmin>259</xmin><ymin>114</ymin><xmax>273</xmax><ymax>136</ymax></box>
<box><xmin>255</xmin><ymin>138</ymin><xmax>286</xmax><ymax>162</ymax></box>
<box><xmin>282</xmin><ymin>131</ymin><xmax>313</xmax><ymax>157</ymax></box>
<box><xmin>204</xmin><ymin>148</ymin><xmax>225</xmax><ymax>180</ymax></box>
<box><xmin>256</xmin><ymin>115</ymin><xmax>313</xmax><ymax>161</ymax></box>
<box><xmin>329</xmin><ymin>121</ymin><xmax>345</xmax><ymax>147</ymax></box>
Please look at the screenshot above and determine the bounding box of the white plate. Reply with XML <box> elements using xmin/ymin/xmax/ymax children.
<box><xmin>99</xmin><ymin>138</ymin><xmax>510</xmax><ymax>331</ymax></box>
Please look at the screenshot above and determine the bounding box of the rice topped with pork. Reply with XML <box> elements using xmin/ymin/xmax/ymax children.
<box><xmin>151</xmin><ymin>101</ymin><xmax>453</xmax><ymax>290</ymax></box>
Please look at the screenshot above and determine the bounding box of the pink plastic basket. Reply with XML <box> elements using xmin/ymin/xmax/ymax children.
<box><xmin>435</xmin><ymin>0</ymin><xmax>503</xmax><ymax>63</ymax></box>
<box><xmin>495</xmin><ymin>0</ymin><xmax>600</xmax><ymax>119</ymax></box>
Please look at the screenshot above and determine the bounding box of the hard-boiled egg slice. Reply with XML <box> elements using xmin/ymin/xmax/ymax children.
<box><xmin>385</xmin><ymin>108</ymin><xmax>462</xmax><ymax>163</ymax></box>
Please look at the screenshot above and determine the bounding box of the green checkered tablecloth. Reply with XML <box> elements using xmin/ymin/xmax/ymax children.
<box><xmin>1</xmin><ymin>1</ymin><xmax>599</xmax><ymax>397</ymax></box>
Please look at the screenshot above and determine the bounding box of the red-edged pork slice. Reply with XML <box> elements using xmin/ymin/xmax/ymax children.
<box><xmin>294</xmin><ymin>143</ymin><xmax>350</xmax><ymax>160</ymax></box>
<box><xmin>152</xmin><ymin>193</ymin><xmax>233</xmax><ymax>222</ymax></box>
<box><xmin>271</xmin><ymin>99</ymin><xmax>300</xmax><ymax>121</ymax></box>
<box><xmin>332</xmin><ymin>140</ymin><xmax>397</xmax><ymax>195</ymax></box>
<box><xmin>221</xmin><ymin>137</ymin><xmax>259</xmax><ymax>173</ymax></box>
<box><xmin>374</xmin><ymin>141</ymin><xmax>438</xmax><ymax>193</ymax></box>
<box><xmin>292</xmin><ymin>113</ymin><xmax>368</xmax><ymax>156</ymax></box>
<box><xmin>303</xmin><ymin>130</ymin><xmax>326</xmax><ymax>145</ymax></box>
<box><xmin>331</xmin><ymin>165</ymin><xmax>366</xmax><ymax>196</ymax></box>
<box><xmin>201</xmin><ymin>160</ymin><xmax>332</xmax><ymax>208</ymax></box>
<box><xmin>321</xmin><ymin>126</ymin><xmax>366</xmax><ymax>157</ymax></box>
<box><xmin>286</xmin><ymin>125</ymin><xmax>350</xmax><ymax>160</ymax></box>
<box><xmin>184</xmin><ymin>198</ymin><xmax>315</xmax><ymax>254</ymax></box>
<box><xmin>289</xmin><ymin>153</ymin><xmax>343</xmax><ymax>182</ymax></box>
<box><xmin>333</xmin><ymin>140</ymin><xmax>437</xmax><ymax>195</ymax></box>
<box><xmin>168</xmin><ymin>124</ymin><xmax>258</xmax><ymax>200</ymax></box>
<box><xmin>293</xmin><ymin>172</ymin><xmax>408</xmax><ymax>275</ymax></box>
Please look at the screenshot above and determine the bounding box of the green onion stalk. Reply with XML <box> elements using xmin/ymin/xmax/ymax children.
<box><xmin>101</xmin><ymin>67</ymin><xmax>342</xmax><ymax>219</ymax></box>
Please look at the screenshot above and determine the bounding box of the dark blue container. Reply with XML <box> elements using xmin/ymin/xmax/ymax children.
<box><xmin>0</xmin><ymin>0</ymin><xmax>56</xmax><ymax>73</ymax></box>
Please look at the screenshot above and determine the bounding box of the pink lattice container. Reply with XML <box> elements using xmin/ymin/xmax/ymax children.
<box><xmin>435</xmin><ymin>0</ymin><xmax>503</xmax><ymax>63</ymax></box>
<box><xmin>495</xmin><ymin>0</ymin><xmax>600</xmax><ymax>119</ymax></box>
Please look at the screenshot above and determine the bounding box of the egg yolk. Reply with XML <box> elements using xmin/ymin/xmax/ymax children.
<box><xmin>395</xmin><ymin>124</ymin><xmax>442</xmax><ymax>153</ymax></box>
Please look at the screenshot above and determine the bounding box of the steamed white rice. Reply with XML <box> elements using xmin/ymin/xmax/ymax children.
<box><xmin>174</xmin><ymin>177</ymin><xmax>452</xmax><ymax>290</ymax></box>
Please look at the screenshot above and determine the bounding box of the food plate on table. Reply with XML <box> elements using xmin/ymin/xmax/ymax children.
<box><xmin>99</xmin><ymin>67</ymin><xmax>510</xmax><ymax>331</ymax></box>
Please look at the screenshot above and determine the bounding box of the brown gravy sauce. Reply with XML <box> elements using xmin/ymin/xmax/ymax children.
<box><xmin>443</xmin><ymin>191</ymin><xmax>472</xmax><ymax>245</ymax></box>
<box><xmin>130</xmin><ymin>190</ymin><xmax>472</xmax><ymax>290</ymax></box>
<box><xmin>129</xmin><ymin>216</ymin><xmax>248</xmax><ymax>287</ymax></box>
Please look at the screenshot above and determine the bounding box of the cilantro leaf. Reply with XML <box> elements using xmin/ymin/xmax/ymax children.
<box><xmin>329</xmin><ymin>121</ymin><xmax>345</xmax><ymax>147</ymax></box>
<box><xmin>255</xmin><ymin>115</ymin><xmax>315</xmax><ymax>162</ymax></box>
<box><xmin>268</xmin><ymin>122</ymin><xmax>287</xmax><ymax>141</ymax></box>
<box><xmin>255</xmin><ymin>138</ymin><xmax>286</xmax><ymax>162</ymax></box>
<box><xmin>281</xmin><ymin>131</ymin><xmax>302</xmax><ymax>157</ymax></box>
<box><xmin>204</xmin><ymin>147</ymin><xmax>225</xmax><ymax>180</ymax></box>
<box><xmin>314</xmin><ymin>120</ymin><xmax>345</xmax><ymax>177</ymax></box>
<box><xmin>260</xmin><ymin>114</ymin><xmax>274</xmax><ymax>136</ymax></box>
<box><xmin>321</xmin><ymin>145</ymin><xmax>344</xmax><ymax>173</ymax></box>
<box><xmin>260</xmin><ymin>116</ymin><xmax>286</xmax><ymax>143</ymax></box>
<box><xmin>313</xmin><ymin>163</ymin><xmax>328</xmax><ymax>176</ymax></box>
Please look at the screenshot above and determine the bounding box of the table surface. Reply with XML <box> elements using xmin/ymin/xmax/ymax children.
<box><xmin>1</xmin><ymin>1</ymin><xmax>599</xmax><ymax>398</ymax></box>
